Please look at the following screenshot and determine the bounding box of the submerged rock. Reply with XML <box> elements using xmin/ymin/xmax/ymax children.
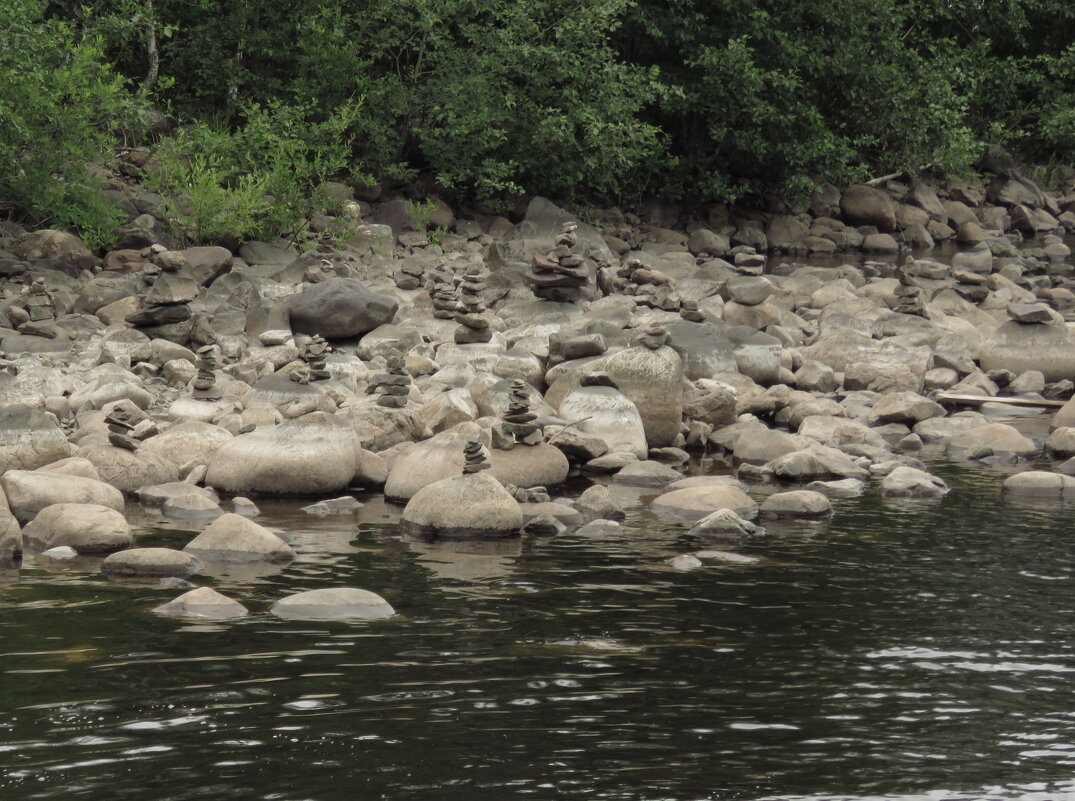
<box><xmin>271</xmin><ymin>587</ymin><xmax>395</xmax><ymax>621</ymax></box>
<box><xmin>101</xmin><ymin>548</ymin><xmax>203</xmax><ymax>578</ymax></box>
<box><xmin>153</xmin><ymin>587</ymin><xmax>249</xmax><ymax>619</ymax></box>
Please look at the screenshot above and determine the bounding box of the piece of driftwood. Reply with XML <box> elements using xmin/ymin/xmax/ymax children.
<box><xmin>936</xmin><ymin>392</ymin><xmax>1065</xmax><ymax>409</ymax></box>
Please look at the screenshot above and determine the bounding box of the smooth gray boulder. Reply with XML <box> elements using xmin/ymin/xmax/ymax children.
<box><xmin>981</xmin><ymin>322</ymin><xmax>1075</xmax><ymax>382</ymax></box>
<box><xmin>0</xmin><ymin>404</ymin><xmax>73</xmax><ymax>472</ymax></box>
<box><xmin>139</xmin><ymin>422</ymin><xmax>233</xmax><ymax>469</ymax></box>
<box><xmin>603</xmin><ymin>344</ymin><xmax>683</xmax><ymax>447</ymax></box>
<box><xmin>1002</xmin><ymin>471</ymin><xmax>1075</xmax><ymax>498</ymax></box>
<box><xmin>612</xmin><ymin>460</ymin><xmax>681</xmax><ymax>488</ymax></box>
<box><xmin>23</xmin><ymin>503</ymin><xmax>131</xmax><ymax>553</ymax></box>
<box><xmin>271</xmin><ymin>587</ymin><xmax>395</xmax><ymax>621</ymax></box>
<box><xmin>153</xmin><ymin>587</ymin><xmax>249</xmax><ymax>619</ymax></box>
<box><xmin>1</xmin><ymin>470</ymin><xmax>124</xmax><ymax>523</ymax></box>
<box><xmin>946</xmin><ymin>423</ymin><xmax>1037</xmax><ymax>461</ymax></box>
<box><xmin>688</xmin><ymin>508</ymin><xmax>764</xmax><ymax>541</ymax></box>
<box><xmin>556</xmin><ymin>385</ymin><xmax>648</xmax><ymax>459</ymax></box>
<box><xmin>758</xmin><ymin>490</ymin><xmax>832</xmax><ymax>519</ymax></box>
<box><xmin>402</xmin><ymin>472</ymin><xmax>523</xmax><ymax>539</ymax></box>
<box><xmin>101</xmin><ymin>547</ymin><xmax>203</xmax><ymax>578</ymax></box>
<box><xmin>206</xmin><ymin>413</ymin><xmax>361</xmax><ymax>495</ymax></box>
<box><xmin>285</xmin><ymin>278</ymin><xmax>398</xmax><ymax>339</ymax></box>
<box><xmin>80</xmin><ymin>445</ymin><xmax>180</xmax><ymax>493</ymax></box>
<box><xmin>880</xmin><ymin>466</ymin><xmax>949</xmax><ymax>498</ymax></box>
<box><xmin>651</xmin><ymin>485</ymin><xmax>758</xmax><ymax>522</ymax></box>
<box><xmin>183</xmin><ymin>513</ymin><xmax>295</xmax><ymax>563</ymax></box>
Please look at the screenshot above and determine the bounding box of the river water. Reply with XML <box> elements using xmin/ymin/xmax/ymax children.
<box><xmin>2</xmin><ymin>448</ymin><xmax>1075</xmax><ymax>801</ymax></box>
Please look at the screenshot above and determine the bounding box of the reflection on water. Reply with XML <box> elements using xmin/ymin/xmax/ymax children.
<box><xmin>2</xmin><ymin>458</ymin><xmax>1075</xmax><ymax>800</ymax></box>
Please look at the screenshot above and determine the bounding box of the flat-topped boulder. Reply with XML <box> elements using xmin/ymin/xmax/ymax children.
<box><xmin>758</xmin><ymin>490</ymin><xmax>832</xmax><ymax>519</ymax></box>
<box><xmin>402</xmin><ymin>472</ymin><xmax>523</xmax><ymax>539</ymax></box>
<box><xmin>271</xmin><ymin>587</ymin><xmax>395</xmax><ymax>621</ymax></box>
<box><xmin>205</xmin><ymin>412</ymin><xmax>360</xmax><ymax>495</ymax></box>
<box><xmin>101</xmin><ymin>547</ymin><xmax>203</xmax><ymax>578</ymax></box>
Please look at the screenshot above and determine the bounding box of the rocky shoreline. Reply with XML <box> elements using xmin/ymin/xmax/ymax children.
<box><xmin>2</xmin><ymin>164</ymin><xmax>1075</xmax><ymax>621</ymax></box>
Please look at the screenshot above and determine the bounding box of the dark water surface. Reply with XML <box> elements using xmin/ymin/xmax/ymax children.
<box><xmin>2</xmin><ymin>459</ymin><xmax>1075</xmax><ymax>801</ymax></box>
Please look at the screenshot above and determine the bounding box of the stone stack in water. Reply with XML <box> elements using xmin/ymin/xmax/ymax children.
<box><xmin>428</xmin><ymin>267</ymin><xmax>459</xmax><ymax>319</ymax></box>
<box><xmin>369</xmin><ymin>351</ymin><xmax>411</xmax><ymax>408</ymax></box>
<box><xmin>617</xmin><ymin>258</ymin><xmax>679</xmax><ymax>310</ymax></box>
<box><xmin>525</xmin><ymin>222</ymin><xmax>589</xmax><ymax>302</ymax></box>
<box><xmin>498</xmin><ymin>379</ymin><xmax>543</xmax><ymax>447</ymax></box>
<box><xmin>106</xmin><ymin>408</ymin><xmax>139</xmax><ymax>451</ymax></box>
<box><xmin>462</xmin><ymin>438</ymin><xmax>491</xmax><ymax>473</ymax></box>
<box><xmin>454</xmin><ymin>264</ymin><xmax>492</xmax><ymax>344</ymax></box>
<box><xmin>192</xmin><ymin>344</ymin><xmax>222</xmax><ymax>399</ymax></box>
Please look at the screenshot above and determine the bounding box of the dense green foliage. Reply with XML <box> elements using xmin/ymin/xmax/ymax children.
<box><xmin>3</xmin><ymin>0</ymin><xmax>1075</xmax><ymax>246</ymax></box>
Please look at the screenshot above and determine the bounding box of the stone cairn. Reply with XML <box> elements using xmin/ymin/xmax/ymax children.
<box><xmin>893</xmin><ymin>266</ymin><xmax>926</xmax><ymax>316</ymax></box>
<box><xmin>638</xmin><ymin>323</ymin><xmax>670</xmax><ymax>350</ymax></box>
<box><xmin>617</xmin><ymin>258</ymin><xmax>679</xmax><ymax>310</ymax></box>
<box><xmin>454</xmin><ymin>264</ymin><xmax>492</xmax><ymax>344</ymax></box>
<box><xmin>369</xmin><ymin>350</ymin><xmax>411</xmax><ymax>408</ymax></box>
<box><xmin>498</xmin><ymin>379</ymin><xmax>543</xmax><ymax>447</ymax></box>
<box><xmin>525</xmin><ymin>222</ymin><xmax>588</xmax><ymax>302</ymax></box>
<box><xmin>679</xmin><ymin>299</ymin><xmax>705</xmax><ymax>323</ymax></box>
<box><xmin>428</xmin><ymin>266</ymin><xmax>459</xmax><ymax>320</ymax></box>
<box><xmin>192</xmin><ymin>344</ymin><xmax>223</xmax><ymax>400</ymax></box>
<box><xmin>23</xmin><ymin>278</ymin><xmax>56</xmax><ymax>322</ymax></box>
<box><xmin>291</xmin><ymin>335</ymin><xmax>332</xmax><ymax>384</ymax></box>
<box><xmin>462</xmin><ymin>437</ymin><xmax>491</xmax><ymax>473</ymax></box>
<box><xmin>105</xmin><ymin>408</ymin><xmax>138</xmax><ymax>451</ymax></box>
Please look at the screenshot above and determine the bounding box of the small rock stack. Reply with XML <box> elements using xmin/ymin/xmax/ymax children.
<box><xmin>23</xmin><ymin>278</ymin><xmax>56</xmax><ymax>322</ymax></box>
<box><xmin>638</xmin><ymin>323</ymin><xmax>671</xmax><ymax>350</ymax></box>
<box><xmin>498</xmin><ymin>380</ymin><xmax>543</xmax><ymax>447</ymax></box>
<box><xmin>192</xmin><ymin>345</ymin><xmax>222</xmax><ymax>400</ymax></box>
<box><xmin>526</xmin><ymin>222</ymin><xmax>589</xmax><ymax>302</ymax></box>
<box><xmin>393</xmin><ymin>259</ymin><xmax>425</xmax><ymax>290</ymax></box>
<box><xmin>893</xmin><ymin>267</ymin><xmax>926</xmax><ymax>316</ymax></box>
<box><xmin>106</xmin><ymin>408</ymin><xmax>138</xmax><ymax>451</ymax></box>
<box><xmin>679</xmin><ymin>299</ymin><xmax>705</xmax><ymax>322</ymax></box>
<box><xmin>127</xmin><ymin>250</ymin><xmax>197</xmax><ymax>327</ymax></box>
<box><xmin>617</xmin><ymin>258</ymin><xmax>679</xmax><ymax>310</ymax></box>
<box><xmin>369</xmin><ymin>351</ymin><xmax>411</xmax><ymax>408</ymax></box>
<box><xmin>454</xmin><ymin>264</ymin><xmax>492</xmax><ymax>344</ymax></box>
<box><xmin>462</xmin><ymin>437</ymin><xmax>491</xmax><ymax>473</ymax></box>
<box><xmin>428</xmin><ymin>267</ymin><xmax>459</xmax><ymax>319</ymax></box>
<box><xmin>304</xmin><ymin>335</ymin><xmax>332</xmax><ymax>382</ymax></box>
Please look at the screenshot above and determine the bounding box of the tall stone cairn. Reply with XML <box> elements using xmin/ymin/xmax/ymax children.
<box><xmin>428</xmin><ymin>267</ymin><xmax>459</xmax><ymax>319</ymax></box>
<box><xmin>105</xmin><ymin>408</ymin><xmax>139</xmax><ymax>451</ymax></box>
<box><xmin>370</xmin><ymin>350</ymin><xmax>411</xmax><ymax>408</ymax></box>
<box><xmin>462</xmin><ymin>437</ymin><xmax>491</xmax><ymax>474</ymax></box>
<box><xmin>192</xmin><ymin>344</ymin><xmax>223</xmax><ymax>399</ymax></box>
<box><xmin>617</xmin><ymin>257</ymin><xmax>680</xmax><ymax>311</ymax></box>
<box><xmin>525</xmin><ymin>222</ymin><xmax>589</xmax><ymax>302</ymax></box>
<box><xmin>454</xmin><ymin>264</ymin><xmax>492</xmax><ymax>344</ymax></box>
<box><xmin>501</xmin><ymin>379</ymin><xmax>542</xmax><ymax>446</ymax></box>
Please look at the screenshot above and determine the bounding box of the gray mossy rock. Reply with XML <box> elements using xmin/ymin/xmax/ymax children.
<box><xmin>489</xmin><ymin>444</ymin><xmax>569</xmax><ymax>491</ymax></box>
<box><xmin>1</xmin><ymin>470</ymin><xmax>124</xmax><ymax>523</ymax></box>
<box><xmin>139</xmin><ymin>422</ymin><xmax>234</xmax><ymax>469</ymax></box>
<box><xmin>880</xmin><ymin>466</ymin><xmax>949</xmax><ymax>498</ymax></box>
<box><xmin>602</xmin><ymin>345</ymin><xmax>684</xmax><ymax>448</ymax></box>
<box><xmin>576</xmin><ymin>518</ymin><xmax>624</xmax><ymax>536</ymax></box>
<box><xmin>183</xmin><ymin>513</ymin><xmax>295</xmax><ymax>563</ymax></box>
<box><xmin>79</xmin><ymin>445</ymin><xmax>180</xmax><ymax>493</ymax></box>
<box><xmin>556</xmin><ymin>385</ymin><xmax>648</xmax><ymax>459</ymax></box>
<box><xmin>137</xmin><ymin>482</ymin><xmax>219</xmax><ymax>508</ymax></box>
<box><xmin>205</xmin><ymin>412</ymin><xmax>360</xmax><ymax>495</ymax></box>
<box><xmin>611</xmin><ymin>459</ymin><xmax>682</xmax><ymax>488</ymax></box>
<box><xmin>574</xmin><ymin>484</ymin><xmax>626</xmax><ymax>520</ymax></box>
<box><xmin>0</xmin><ymin>404</ymin><xmax>73</xmax><ymax>472</ymax></box>
<box><xmin>271</xmin><ymin>587</ymin><xmax>395</xmax><ymax>621</ymax></box>
<box><xmin>1002</xmin><ymin>470</ymin><xmax>1075</xmax><ymax>498</ymax></box>
<box><xmin>981</xmin><ymin>322</ymin><xmax>1075</xmax><ymax>383</ymax></box>
<box><xmin>101</xmin><ymin>547</ymin><xmax>204</xmax><ymax>578</ymax></box>
<box><xmin>806</xmin><ymin>478</ymin><xmax>866</xmax><ymax>498</ymax></box>
<box><xmin>285</xmin><ymin>277</ymin><xmax>398</xmax><ymax>339</ymax></box>
<box><xmin>162</xmin><ymin>493</ymin><xmax>224</xmax><ymax>521</ymax></box>
<box><xmin>153</xmin><ymin>586</ymin><xmax>249</xmax><ymax>619</ymax></box>
<box><xmin>23</xmin><ymin>503</ymin><xmax>131</xmax><ymax>553</ymax></box>
<box><xmin>765</xmin><ymin>445</ymin><xmax>870</xmax><ymax>482</ymax></box>
<box><xmin>945</xmin><ymin>423</ymin><xmax>1038</xmax><ymax>461</ymax></box>
<box><xmin>688</xmin><ymin>507</ymin><xmax>764</xmax><ymax>541</ymax></box>
<box><xmin>401</xmin><ymin>472</ymin><xmax>523</xmax><ymax>540</ymax></box>
<box><xmin>651</xmin><ymin>484</ymin><xmax>758</xmax><ymax>522</ymax></box>
<box><xmin>758</xmin><ymin>490</ymin><xmax>832</xmax><ymax>519</ymax></box>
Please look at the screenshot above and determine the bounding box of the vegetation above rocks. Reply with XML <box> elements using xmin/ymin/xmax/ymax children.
<box><xmin>4</xmin><ymin>0</ymin><xmax>1075</xmax><ymax>247</ymax></box>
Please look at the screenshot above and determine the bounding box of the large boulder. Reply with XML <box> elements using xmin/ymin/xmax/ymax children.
<box><xmin>271</xmin><ymin>588</ymin><xmax>395</xmax><ymax>621</ymax></box>
<box><xmin>840</xmin><ymin>185</ymin><xmax>897</xmax><ymax>232</ymax></box>
<box><xmin>0</xmin><ymin>486</ymin><xmax>21</xmax><ymax>562</ymax></box>
<box><xmin>80</xmin><ymin>446</ymin><xmax>180</xmax><ymax>492</ymax></box>
<box><xmin>946</xmin><ymin>423</ymin><xmax>1037</xmax><ymax>461</ymax></box>
<box><xmin>0</xmin><ymin>404</ymin><xmax>73</xmax><ymax>472</ymax></box>
<box><xmin>23</xmin><ymin>503</ymin><xmax>131</xmax><ymax>553</ymax></box>
<box><xmin>206</xmin><ymin>413</ymin><xmax>360</xmax><ymax>495</ymax></box>
<box><xmin>488</xmin><ymin>444</ymin><xmax>569</xmax><ymax>490</ymax></box>
<box><xmin>285</xmin><ymin>278</ymin><xmax>398</xmax><ymax>339</ymax></box>
<box><xmin>384</xmin><ymin>427</ymin><xmax>482</xmax><ymax>502</ymax></box>
<box><xmin>402</xmin><ymin>472</ymin><xmax>523</xmax><ymax>539</ymax></box>
<box><xmin>1</xmin><ymin>470</ymin><xmax>124</xmax><ymax>523</ymax></box>
<box><xmin>602</xmin><ymin>345</ymin><xmax>684</xmax><ymax>447</ymax></box>
<box><xmin>184</xmin><ymin>513</ymin><xmax>295</xmax><ymax>563</ymax></box>
<box><xmin>880</xmin><ymin>466</ymin><xmax>949</xmax><ymax>498</ymax></box>
<box><xmin>980</xmin><ymin>322</ymin><xmax>1075</xmax><ymax>382</ymax></box>
<box><xmin>1003</xmin><ymin>471</ymin><xmax>1075</xmax><ymax>498</ymax></box>
<box><xmin>758</xmin><ymin>490</ymin><xmax>832</xmax><ymax>519</ymax></box>
<box><xmin>101</xmin><ymin>547</ymin><xmax>203</xmax><ymax>578</ymax></box>
<box><xmin>651</xmin><ymin>485</ymin><xmax>758</xmax><ymax>522</ymax></box>
<box><xmin>556</xmin><ymin>385</ymin><xmax>648</xmax><ymax>459</ymax></box>
<box><xmin>139</xmin><ymin>421</ymin><xmax>233</xmax><ymax>469</ymax></box>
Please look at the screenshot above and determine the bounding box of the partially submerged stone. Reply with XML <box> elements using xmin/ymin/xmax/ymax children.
<box><xmin>271</xmin><ymin>587</ymin><xmax>395</xmax><ymax>621</ymax></box>
<box><xmin>23</xmin><ymin>503</ymin><xmax>131</xmax><ymax>553</ymax></box>
<box><xmin>183</xmin><ymin>513</ymin><xmax>295</xmax><ymax>563</ymax></box>
<box><xmin>651</xmin><ymin>484</ymin><xmax>758</xmax><ymax>522</ymax></box>
<box><xmin>758</xmin><ymin>490</ymin><xmax>833</xmax><ymax>519</ymax></box>
<box><xmin>402</xmin><ymin>471</ymin><xmax>523</xmax><ymax>540</ymax></box>
<box><xmin>102</xmin><ymin>547</ymin><xmax>203</xmax><ymax>578</ymax></box>
<box><xmin>1002</xmin><ymin>471</ymin><xmax>1075</xmax><ymax>499</ymax></box>
<box><xmin>153</xmin><ymin>587</ymin><xmax>249</xmax><ymax>620</ymax></box>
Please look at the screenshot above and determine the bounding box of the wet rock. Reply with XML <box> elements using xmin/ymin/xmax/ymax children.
<box><xmin>101</xmin><ymin>548</ymin><xmax>203</xmax><ymax>578</ymax></box>
<box><xmin>688</xmin><ymin>508</ymin><xmax>764</xmax><ymax>541</ymax></box>
<box><xmin>402</xmin><ymin>471</ymin><xmax>523</xmax><ymax>539</ymax></box>
<box><xmin>1003</xmin><ymin>470</ymin><xmax>1075</xmax><ymax>498</ymax></box>
<box><xmin>271</xmin><ymin>587</ymin><xmax>395</xmax><ymax>621</ymax></box>
<box><xmin>162</xmin><ymin>493</ymin><xmax>224</xmax><ymax>521</ymax></box>
<box><xmin>23</xmin><ymin>503</ymin><xmax>130</xmax><ymax>553</ymax></box>
<box><xmin>806</xmin><ymin>478</ymin><xmax>865</xmax><ymax>498</ymax></box>
<box><xmin>576</xmin><ymin>519</ymin><xmax>623</xmax><ymax>536</ymax></box>
<box><xmin>574</xmin><ymin>484</ymin><xmax>626</xmax><ymax>520</ymax></box>
<box><xmin>153</xmin><ymin>587</ymin><xmax>249</xmax><ymax>620</ymax></box>
<box><xmin>765</xmin><ymin>445</ymin><xmax>869</xmax><ymax>482</ymax></box>
<box><xmin>667</xmin><ymin>553</ymin><xmax>703</xmax><ymax>571</ymax></box>
<box><xmin>183</xmin><ymin>513</ymin><xmax>295</xmax><ymax>563</ymax></box>
<box><xmin>137</xmin><ymin>482</ymin><xmax>218</xmax><ymax>508</ymax></box>
<box><xmin>758</xmin><ymin>490</ymin><xmax>832</xmax><ymax>519</ymax></box>
<box><xmin>946</xmin><ymin>423</ymin><xmax>1037</xmax><ymax>461</ymax></box>
<box><xmin>880</xmin><ymin>466</ymin><xmax>949</xmax><ymax>497</ymax></box>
